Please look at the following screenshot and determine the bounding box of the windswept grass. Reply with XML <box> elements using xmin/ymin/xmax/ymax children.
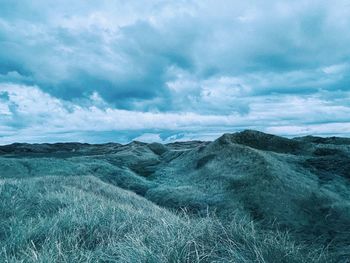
<box><xmin>0</xmin><ymin>176</ymin><xmax>325</xmax><ymax>263</ymax></box>
<box><xmin>1</xmin><ymin>131</ymin><xmax>349</xmax><ymax>262</ymax></box>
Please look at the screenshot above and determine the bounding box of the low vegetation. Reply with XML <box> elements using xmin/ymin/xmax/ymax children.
<box><xmin>1</xmin><ymin>130</ymin><xmax>349</xmax><ymax>262</ymax></box>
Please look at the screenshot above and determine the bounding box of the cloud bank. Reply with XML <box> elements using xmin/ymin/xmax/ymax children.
<box><xmin>1</xmin><ymin>0</ymin><xmax>350</xmax><ymax>143</ymax></box>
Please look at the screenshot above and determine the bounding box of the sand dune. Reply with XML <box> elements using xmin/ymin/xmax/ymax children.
<box><xmin>1</xmin><ymin>130</ymin><xmax>349</xmax><ymax>262</ymax></box>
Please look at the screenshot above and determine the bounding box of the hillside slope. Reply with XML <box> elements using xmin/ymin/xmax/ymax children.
<box><xmin>1</xmin><ymin>130</ymin><xmax>349</xmax><ymax>262</ymax></box>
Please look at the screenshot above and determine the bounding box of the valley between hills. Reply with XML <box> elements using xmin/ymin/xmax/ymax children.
<box><xmin>1</xmin><ymin>130</ymin><xmax>349</xmax><ymax>262</ymax></box>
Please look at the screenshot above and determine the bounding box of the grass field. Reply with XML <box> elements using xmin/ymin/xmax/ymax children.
<box><xmin>1</xmin><ymin>130</ymin><xmax>349</xmax><ymax>262</ymax></box>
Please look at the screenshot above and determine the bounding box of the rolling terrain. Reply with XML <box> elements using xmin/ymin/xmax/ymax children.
<box><xmin>1</xmin><ymin>130</ymin><xmax>350</xmax><ymax>262</ymax></box>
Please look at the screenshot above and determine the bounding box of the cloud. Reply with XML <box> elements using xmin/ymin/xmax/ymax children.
<box><xmin>1</xmin><ymin>83</ymin><xmax>350</xmax><ymax>144</ymax></box>
<box><xmin>133</xmin><ymin>133</ymin><xmax>163</xmax><ymax>143</ymax></box>
<box><xmin>1</xmin><ymin>1</ymin><xmax>350</xmax><ymax>142</ymax></box>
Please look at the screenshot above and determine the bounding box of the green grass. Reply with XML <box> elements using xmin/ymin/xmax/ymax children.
<box><xmin>0</xmin><ymin>176</ymin><xmax>325</xmax><ymax>263</ymax></box>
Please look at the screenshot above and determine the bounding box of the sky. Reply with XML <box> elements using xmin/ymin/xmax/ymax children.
<box><xmin>1</xmin><ymin>0</ymin><xmax>350</xmax><ymax>144</ymax></box>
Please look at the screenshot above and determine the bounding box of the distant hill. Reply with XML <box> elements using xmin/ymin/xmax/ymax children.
<box><xmin>1</xmin><ymin>130</ymin><xmax>349</xmax><ymax>262</ymax></box>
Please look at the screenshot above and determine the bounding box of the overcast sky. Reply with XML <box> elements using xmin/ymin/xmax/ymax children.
<box><xmin>1</xmin><ymin>0</ymin><xmax>350</xmax><ymax>144</ymax></box>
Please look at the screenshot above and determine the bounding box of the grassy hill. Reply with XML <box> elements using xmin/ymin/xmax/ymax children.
<box><xmin>1</xmin><ymin>130</ymin><xmax>349</xmax><ymax>262</ymax></box>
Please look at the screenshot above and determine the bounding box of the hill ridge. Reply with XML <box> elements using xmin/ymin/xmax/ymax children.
<box><xmin>1</xmin><ymin>130</ymin><xmax>350</xmax><ymax>261</ymax></box>
<box><xmin>2</xmin><ymin>129</ymin><xmax>350</xmax><ymax>155</ymax></box>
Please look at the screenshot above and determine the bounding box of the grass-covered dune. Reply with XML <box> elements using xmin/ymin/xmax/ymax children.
<box><xmin>1</xmin><ymin>130</ymin><xmax>349</xmax><ymax>262</ymax></box>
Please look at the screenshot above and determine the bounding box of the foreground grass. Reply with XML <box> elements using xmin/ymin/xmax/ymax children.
<box><xmin>0</xmin><ymin>176</ymin><xmax>325</xmax><ymax>263</ymax></box>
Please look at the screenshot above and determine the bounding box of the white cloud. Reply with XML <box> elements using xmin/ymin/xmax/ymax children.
<box><xmin>266</xmin><ymin>123</ymin><xmax>350</xmax><ymax>137</ymax></box>
<box><xmin>133</xmin><ymin>133</ymin><xmax>163</xmax><ymax>143</ymax></box>
<box><xmin>1</xmin><ymin>83</ymin><xmax>350</xmax><ymax>144</ymax></box>
<box><xmin>0</xmin><ymin>102</ymin><xmax>10</xmax><ymax>116</ymax></box>
<box><xmin>322</xmin><ymin>63</ymin><xmax>348</xmax><ymax>75</ymax></box>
